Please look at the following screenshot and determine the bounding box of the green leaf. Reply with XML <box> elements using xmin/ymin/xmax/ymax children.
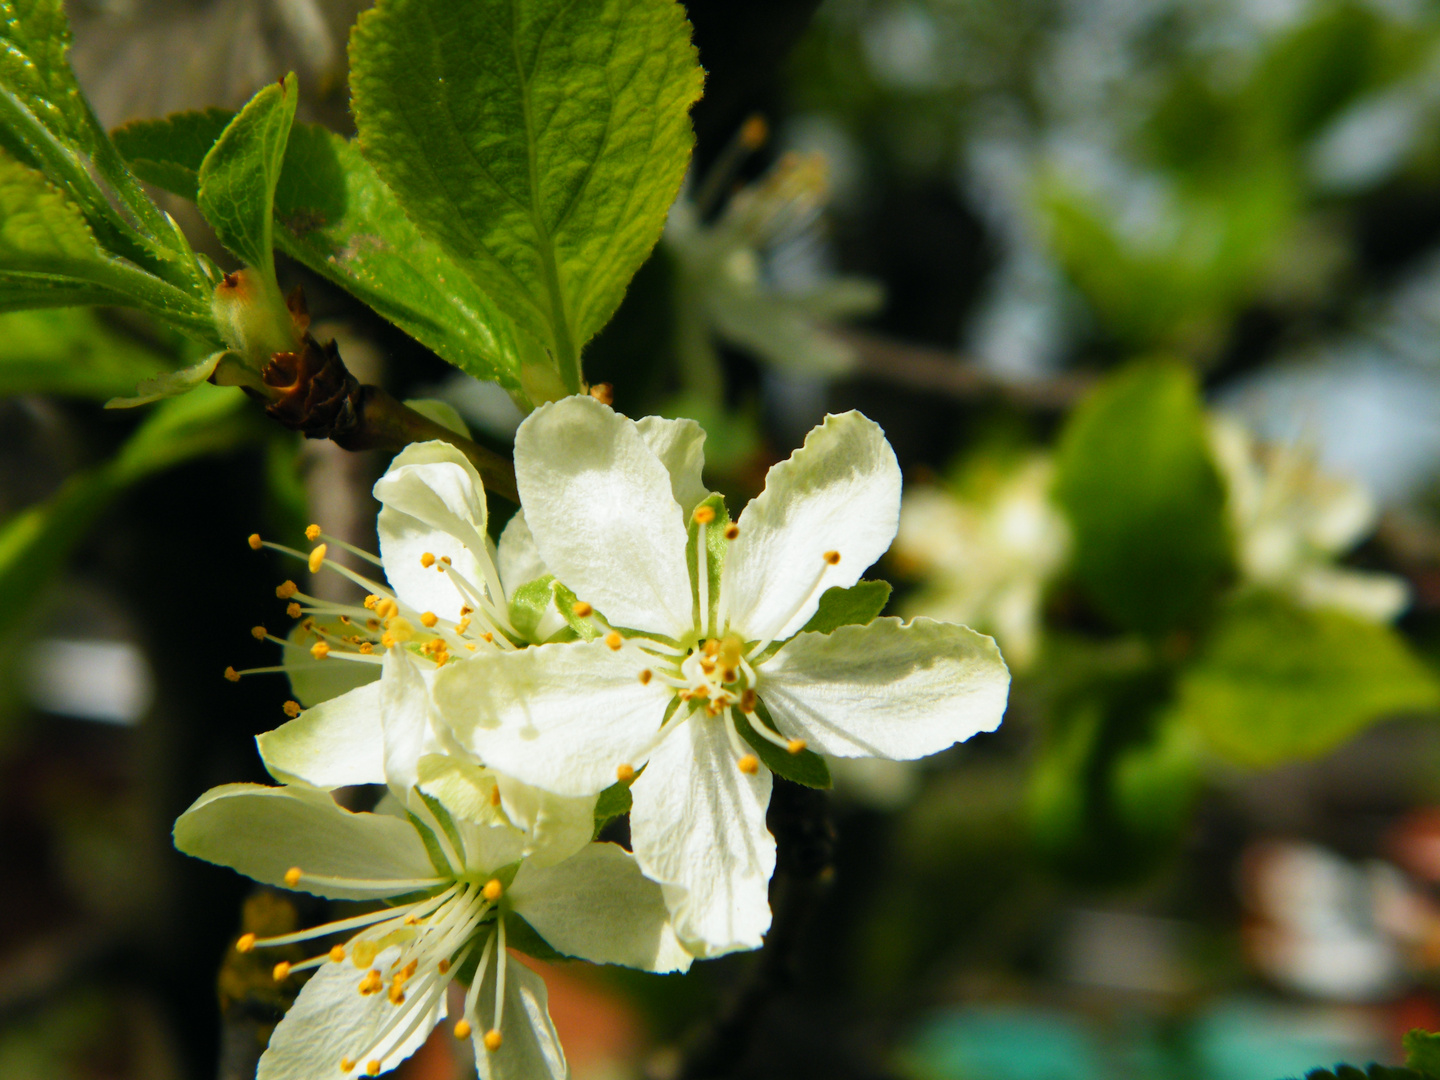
<box><xmin>593</xmin><ymin>778</ymin><xmax>633</xmax><ymax>835</ymax></box>
<box><xmin>800</xmin><ymin>580</ymin><xmax>892</xmax><ymax>635</ymax></box>
<box><xmin>0</xmin><ymin>308</ymin><xmax>174</xmax><ymax>398</ymax></box>
<box><xmin>198</xmin><ymin>76</ymin><xmax>297</xmax><ymax>282</ymax></box>
<box><xmin>1172</xmin><ymin>592</ymin><xmax>1440</xmax><ymax>767</ymax></box>
<box><xmin>349</xmin><ymin>0</ymin><xmax>703</xmax><ymax>393</ymax></box>
<box><xmin>507</xmin><ymin>574</ymin><xmax>558</xmax><ymax>642</ymax></box>
<box><xmin>0</xmin><ymin>147</ymin><xmax>105</xmax><ymax>266</ymax></box>
<box><xmin>1053</xmin><ymin>360</ymin><xmax>1232</xmax><ymax>634</ymax></box>
<box><xmin>739</xmin><ymin>700</ymin><xmax>831</xmax><ymax>789</ymax></box>
<box><xmin>0</xmin><ymin>0</ymin><xmax>94</xmax><ymax>155</ymax></box>
<box><xmin>113</xmin><ymin>114</ymin><xmax>528</xmax><ymax>389</ymax></box>
<box><xmin>1301</xmin><ymin>1067</ymin><xmax>1419</xmax><ymax>1080</ymax></box>
<box><xmin>1404</xmin><ymin>1030</ymin><xmax>1440</xmax><ymax>1078</ymax></box>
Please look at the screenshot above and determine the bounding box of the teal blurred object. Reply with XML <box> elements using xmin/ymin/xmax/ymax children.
<box><xmin>903</xmin><ymin>999</ymin><xmax>1390</xmax><ymax>1080</ymax></box>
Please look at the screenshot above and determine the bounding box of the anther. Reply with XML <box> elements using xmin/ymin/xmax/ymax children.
<box><xmin>438</xmin><ymin>958</ymin><xmax>451</xmax><ymax>974</ymax></box>
<box><xmin>589</xmin><ymin>382</ymin><xmax>614</xmax><ymax>405</ymax></box>
<box><xmin>483</xmin><ymin>1030</ymin><xmax>503</xmax><ymax>1052</ymax></box>
<box><xmin>460</xmin><ymin>605</ymin><xmax>473</xmax><ymax>616</ymax></box>
<box><xmin>376</xmin><ymin>599</ymin><xmax>398</xmax><ymax>619</ymax></box>
<box><xmin>617</xmin><ymin>763</ymin><xmax>635</xmax><ymax>782</ymax></box>
<box><xmin>283</xmin><ymin>867</ymin><xmax>304</xmax><ymax>888</ymax></box>
<box><xmin>358</xmin><ymin>969</ymin><xmax>383</xmax><ymax>995</ymax></box>
<box><xmin>456</xmin><ymin>617</ymin><xmax>471</xmax><ymax>634</ymax></box>
<box><xmin>247</xmin><ymin>533</ymin><xmax>263</xmax><ymax>550</ymax></box>
<box><xmin>251</xmin><ymin>625</ymin><xmax>267</xmax><ymax>640</ymax></box>
<box><xmin>639</xmin><ymin>669</ymin><xmax>653</xmax><ymax>685</ymax></box>
<box><xmin>787</xmin><ymin>738</ymin><xmax>807</xmax><ymax>754</ymax></box>
<box><xmin>359</xmin><ymin>642</ymin><xmax>374</xmax><ymax>654</ymax></box>
<box><xmin>305</xmin><ymin>524</ymin><xmax>322</xmax><ymax>541</ymax></box>
<box><xmin>277</xmin><ymin>580</ymin><xmax>298</xmax><ymax>599</ymax></box>
<box><xmin>308</xmin><ymin>544</ymin><xmax>328</xmax><ymax>573</ymax></box>
<box><xmin>330</xmin><ymin>945</ymin><xmax>345</xmax><ymax>963</ymax></box>
<box><xmin>693</xmin><ymin>505</ymin><xmax>716</xmax><ymax>525</ymax></box>
<box><xmin>722</xmin><ymin>668</ymin><xmax>737</xmax><ymax>683</ymax></box>
<box><xmin>341</xmin><ymin>1058</ymin><xmax>355</xmax><ymax>1072</ymax></box>
<box><xmin>605</xmin><ymin>631</ymin><xmax>622</xmax><ymax>650</ymax></box>
<box><xmin>823</xmin><ymin>550</ymin><xmax>841</xmax><ymax>565</ymax></box>
<box><xmin>224</xmin><ymin>666</ymin><xmax>240</xmax><ymax>682</ymax></box>
<box><xmin>482</xmin><ymin>878</ymin><xmax>503</xmax><ymax>902</ymax></box>
<box><xmin>367</xmin><ymin>1060</ymin><xmax>381</xmax><ymax>1076</ymax></box>
<box><xmin>724</xmin><ymin>523</ymin><xmax>740</xmax><ymax>540</ymax></box>
<box><xmin>440</xmin><ymin>556</ymin><xmax>451</xmax><ymax>565</ymax></box>
<box><xmin>489</xmin><ymin>786</ymin><xmax>501</xmax><ymax>807</ymax></box>
<box><xmin>420</xmin><ymin>612</ymin><xmax>438</xmax><ymax>628</ymax></box>
<box><xmin>287</xmin><ymin>602</ymin><xmax>302</xmax><ymax>619</ymax></box>
<box><xmin>388</xmin><ymin>983</ymin><xmax>405</xmax><ymax>1005</ymax></box>
<box><xmin>420</xmin><ymin>553</ymin><xmax>435</xmax><ymax>568</ymax></box>
<box><xmin>283</xmin><ymin>700</ymin><xmax>301</xmax><ymax>718</ymax></box>
<box><xmin>273</xmin><ymin>961</ymin><xmax>292</xmax><ymax>981</ymax></box>
<box><xmin>364</xmin><ymin>595</ymin><xmax>379</xmax><ymax>610</ymax></box>
<box><xmin>454</xmin><ymin>1020</ymin><xmax>472</xmax><ymax>1039</ymax></box>
<box><xmin>740</xmin><ymin>689</ymin><xmax>757</xmax><ymax>712</ymax></box>
<box><xmin>236</xmin><ymin>933</ymin><xmax>256</xmax><ymax>953</ymax></box>
<box><xmin>311</xmin><ymin>641</ymin><xmax>331</xmax><ymax>660</ymax></box>
<box><xmin>741</xmin><ymin>114</ymin><xmax>769</xmax><ymax>149</ymax></box>
<box><xmin>572</xmin><ymin>601</ymin><xmax>593</xmax><ymax>618</ymax></box>
<box><xmin>738</xmin><ymin>754</ymin><xmax>760</xmax><ymax>775</ymax></box>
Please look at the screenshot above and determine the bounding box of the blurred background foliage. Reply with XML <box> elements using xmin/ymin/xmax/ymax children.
<box><xmin>7</xmin><ymin>0</ymin><xmax>1440</xmax><ymax>1078</ymax></box>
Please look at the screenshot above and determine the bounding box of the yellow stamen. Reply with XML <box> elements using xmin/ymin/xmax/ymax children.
<box><xmin>284</xmin><ymin>866</ymin><xmax>302</xmax><ymax>887</ymax></box>
<box><xmin>224</xmin><ymin>666</ymin><xmax>240</xmax><ymax>683</ymax></box>
<box><xmin>276</xmin><ymin>580</ymin><xmax>298</xmax><ymax>600</ymax></box>
<box><xmin>616</xmin><ymin>763</ymin><xmax>635</xmax><ymax>782</ymax></box>
<box><xmin>489</xmin><ymin>786</ymin><xmax>501</xmax><ymax>807</ymax></box>
<box><xmin>639</xmin><ymin>669</ymin><xmax>653</xmax><ymax>685</ymax></box>
<box><xmin>440</xmin><ymin>556</ymin><xmax>452</xmax><ymax>565</ymax></box>
<box><xmin>341</xmin><ymin>1058</ymin><xmax>355</xmax><ymax>1072</ymax></box>
<box><xmin>693</xmin><ymin>505</ymin><xmax>716</xmax><ymax>524</ymax></box>
<box><xmin>283</xmin><ymin>700</ymin><xmax>301</xmax><ymax>718</ymax></box>
<box><xmin>722</xmin><ymin>668</ymin><xmax>737</xmax><ymax>683</ymax></box>
<box><xmin>572</xmin><ymin>601</ymin><xmax>593</xmax><ymax>618</ymax></box>
<box><xmin>366</xmin><ymin>1060</ymin><xmax>380</xmax><ymax>1076</ymax></box>
<box><xmin>420</xmin><ymin>552</ymin><xmax>435</xmax><ymax>568</ymax></box>
<box><xmin>738</xmin><ymin>754</ymin><xmax>760</xmax><ymax>775</ymax></box>
<box><xmin>388</xmin><ymin>983</ymin><xmax>405</xmax><ymax>1005</ymax></box>
<box><xmin>308</xmin><ymin>544</ymin><xmax>328</xmax><ymax>573</ymax></box>
<box><xmin>703</xmin><ymin>639</ymin><xmax>720</xmax><ymax>657</ymax></box>
<box><xmin>359</xmin><ymin>642</ymin><xmax>374</xmax><ymax>654</ymax></box>
<box><xmin>589</xmin><ymin>382</ymin><xmax>614</xmax><ymax>405</ymax></box>
<box><xmin>287</xmin><ymin>602</ymin><xmax>303</xmax><ymax>619</ymax></box>
<box><xmin>741</xmin><ymin>114</ymin><xmax>769</xmax><ymax>149</ymax></box>
<box><xmin>311</xmin><ymin>641</ymin><xmax>331</xmax><ymax>660</ymax></box>
<box><xmin>438</xmin><ymin>958</ymin><xmax>450</xmax><ymax>974</ymax></box>
<box><xmin>460</xmin><ymin>605</ymin><xmax>473</xmax><ymax>616</ymax></box>
<box><xmin>787</xmin><ymin>738</ymin><xmax>807</xmax><ymax>754</ymax></box>
<box><xmin>380</xmin><ymin>633</ymin><xmax>396</xmax><ymax>649</ymax></box>
<box><xmin>386</xmin><ymin>617</ymin><xmax>414</xmax><ymax>642</ymax></box>
<box><xmin>823</xmin><ymin>550</ymin><xmax>841</xmax><ymax>565</ymax></box>
<box><xmin>454</xmin><ymin>1020</ymin><xmax>472</xmax><ymax>1039</ymax></box>
<box><xmin>482</xmin><ymin>878</ymin><xmax>503</xmax><ymax>902</ymax></box>
<box><xmin>724</xmin><ymin>523</ymin><xmax>740</xmax><ymax>540</ymax></box>
<box><xmin>305</xmin><ymin>524</ymin><xmax>322</xmax><ymax>541</ymax></box>
<box><xmin>273</xmin><ymin>961</ymin><xmax>292</xmax><ymax>981</ymax></box>
<box><xmin>352</xmin><ymin>942</ymin><xmax>379</xmax><ymax>968</ymax></box>
<box><xmin>364</xmin><ymin>595</ymin><xmax>379</xmax><ymax>610</ymax></box>
<box><xmin>358</xmin><ymin>969</ymin><xmax>383</xmax><ymax>995</ymax></box>
<box><xmin>456</xmin><ymin>617</ymin><xmax>471</xmax><ymax>634</ymax></box>
<box><xmin>247</xmin><ymin>533</ymin><xmax>263</xmax><ymax>550</ymax></box>
<box><xmin>739</xmin><ymin>689</ymin><xmax>757</xmax><ymax>712</ymax></box>
<box><xmin>605</xmin><ymin>631</ymin><xmax>622</xmax><ymax>650</ymax></box>
<box><xmin>330</xmin><ymin>945</ymin><xmax>346</xmax><ymax>963</ymax></box>
<box><xmin>236</xmin><ymin>933</ymin><xmax>256</xmax><ymax>953</ymax></box>
<box><xmin>375</xmin><ymin>598</ymin><xmax>398</xmax><ymax>620</ymax></box>
<box><xmin>251</xmin><ymin>625</ymin><xmax>267</xmax><ymax>640</ymax></box>
<box><xmin>483</xmin><ymin>1030</ymin><xmax>503</xmax><ymax>1052</ymax></box>
<box><xmin>420</xmin><ymin>612</ymin><xmax>438</xmax><ymax>628</ymax></box>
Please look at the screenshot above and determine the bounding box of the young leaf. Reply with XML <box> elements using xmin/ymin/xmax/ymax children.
<box><xmin>593</xmin><ymin>779</ymin><xmax>633</xmax><ymax>835</ymax></box>
<box><xmin>198</xmin><ymin>76</ymin><xmax>297</xmax><ymax>284</ymax></box>
<box><xmin>0</xmin><ymin>147</ymin><xmax>106</xmax><ymax>267</ymax></box>
<box><xmin>350</xmin><ymin>0</ymin><xmax>703</xmax><ymax>393</ymax></box>
<box><xmin>114</xmin><ymin>114</ymin><xmax>528</xmax><ymax>389</ymax></box>
<box><xmin>1053</xmin><ymin>360</ymin><xmax>1232</xmax><ymax>634</ymax></box>
<box><xmin>800</xmin><ymin>580</ymin><xmax>892</xmax><ymax>635</ymax></box>
<box><xmin>1171</xmin><ymin>592</ymin><xmax>1440</xmax><ymax>767</ymax></box>
<box><xmin>0</xmin><ymin>308</ymin><xmax>174</xmax><ymax>398</ymax></box>
<box><xmin>0</xmin><ymin>0</ymin><xmax>96</xmax><ymax>157</ymax></box>
<box><xmin>1404</xmin><ymin>1030</ymin><xmax>1440</xmax><ymax>1079</ymax></box>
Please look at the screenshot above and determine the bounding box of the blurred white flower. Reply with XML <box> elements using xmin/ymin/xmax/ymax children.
<box><xmin>1209</xmin><ymin>417</ymin><xmax>1408</xmax><ymax>622</ymax></box>
<box><xmin>892</xmin><ymin>456</ymin><xmax>1069</xmax><ymax>671</ymax></box>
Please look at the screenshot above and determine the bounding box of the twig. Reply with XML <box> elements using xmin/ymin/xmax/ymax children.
<box><xmin>841</xmin><ymin>328</ymin><xmax>1092</xmax><ymax>410</ymax></box>
<box><xmin>674</xmin><ymin>780</ymin><xmax>835</xmax><ymax>1080</ymax></box>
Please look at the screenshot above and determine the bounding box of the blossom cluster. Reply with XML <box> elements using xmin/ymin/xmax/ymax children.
<box><xmin>175</xmin><ymin>397</ymin><xmax>1012</xmax><ymax>1079</ymax></box>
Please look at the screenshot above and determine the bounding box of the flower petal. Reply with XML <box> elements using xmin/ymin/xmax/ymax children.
<box><xmin>471</xmin><ymin>952</ymin><xmax>566</xmax><ymax>1080</ymax></box>
<box><xmin>514</xmin><ymin>396</ymin><xmax>693</xmax><ymax>638</ymax></box>
<box><xmin>256</xmin><ymin>682</ymin><xmax>385</xmax><ymax>788</ymax></box>
<box><xmin>636</xmin><ymin>414</ymin><xmax>710</xmax><ymax>515</ymax></box>
<box><xmin>173</xmin><ymin>784</ymin><xmax>442</xmax><ymax>900</ymax></box>
<box><xmin>258</xmin><ymin>945</ymin><xmax>445</xmax><ymax>1080</ymax></box>
<box><xmin>721</xmin><ymin>411</ymin><xmax>902</xmax><ymax>643</ymax></box>
<box><xmin>493</xmin><ymin>775</ymin><xmax>597</xmax><ymax>868</ymax></box>
<box><xmin>761</xmin><ymin>617</ymin><xmax>1009</xmax><ymax>759</ymax></box>
<box><xmin>433</xmin><ymin>640</ymin><xmax>671</xmax><ymax>797</ymax></box>
<box><xmin>510</xmin><ymin>842</ymin><xmax>692</xmax><ymax>972</ymax></box>
<box><xmin>375</xmin><ymin>441</ymin><xmax>497</xmax><ymax>621</ymax></box>
<box><xmin>380</xmin><ymin>648</ymin><xmax>440</xmax><ymax>799</ymax></box>
<box><xmin>496</xmin><ymin>511</ymin><xmax>546</xmax><ymax>596</ymax></box>
<box><xmin>629</xmin><ymin>717</ymin><xmax>774</xmax><ymax>958</ymax></box>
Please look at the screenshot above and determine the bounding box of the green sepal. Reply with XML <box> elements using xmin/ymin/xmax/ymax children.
<box><xmin>406</xmin><ymin>807</ymin><xmax>457</xmax><ymax>881</ymax></box>
<box><xmin>738</xmin><ymin>700</ymin><xmax>831</xmax><ymax>789</ymax></box>
<box><xmin>413</xmin><ymin>790</ymin><xmax>466</xmax><ymax>872</ymax></box>
<box><xmin>552</xmin><ymin>580</ymin><xmax>601</xmax><ymax>641</ymax></box>
<box><xmin>111</xmin><ymin>108</ymin><xmax>233</xmax><ymax>200</ymax></box>
<box><xmin>1406</xmin><ymin>1030</ymin><xmax>1440</xmax><ymax>1079</ymax></box>
<box><xmin>508</xmin><ymin>574</ymin><xmax>559</xmax><ymax>643</ymax></box>
<box><xmin>592</xmin><ymin>779</ymin><xmax>634</xmax><ymax>837</ymax></box>
<box><xmin>800</xmin><ymin>579</ymin><xmax>892</xmax><ymax>635</ymax></box>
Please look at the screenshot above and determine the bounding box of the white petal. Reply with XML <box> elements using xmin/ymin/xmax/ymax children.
<box><xmin>636</xmin><ymin>414</ymin><xmax>710</xmax><ymax>514</ymax></box>
<box><xmin>256</xmin><ymin>682</ymin><xmax>384</xmax><ymax>788</ymax></box>
<box><xmin>721</xmin><ymin>411</ymin><xmax>901</xmax><ymax>642</ymax></box>
<box><xmin>471</xmin><ymin>952</ymin><xmax>567</xmax><ymax>1080</ymax></box>
<box><xmin>761</xmin><ymin>617</ymin><xmax>1010</xmax><ymax>759</ymax></box>
<box><xmin>629</xmin><ymin>717</ymin><xmax>774</xmax><ymax>958</ymax></box>
<box><xmin>495</xmin><ymin>511</ymin><xmax>547</xmax><ymax>596</ymax></box>
<box><xmin>433</xmin><ymin>640</ymin><xmax>672</xmax><ymax>797</ymax></box>
<box><xmin>257</xmin><ymin>945</ymin><xmax>444</xmax><ymax>1080</ymax></box>
<box><xmin>514</xmin><ymin>395</ymin><xmax>693</xmax><ymax>638</ymax></box>
<box><xmin>173</xmin><ymin>784</ymin><xmax>442</xmax><ymax>900</ymax></box>
<box><xmin>494</xmin><ymin>774</ymin><xmax>597</xmax><ymax>868</ymax></box>
<box><xmin>510</xmin><ymin>843</ymin><xmax>692</xmax><ymax>972</ymax></box>
<box><xmin>380</xmin><ymin>648</ymin><xmax>437</xmax><ymax>799</ymax></box>
<box><xmin>1296</xmin><ymin>565</ymin><xmax>1410</xmax><ymax>623</ymax></box>
<box><xmin>375</xmin><ymin>441</ymin><xmax>497</xmax><ymax>622</ymax></box>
